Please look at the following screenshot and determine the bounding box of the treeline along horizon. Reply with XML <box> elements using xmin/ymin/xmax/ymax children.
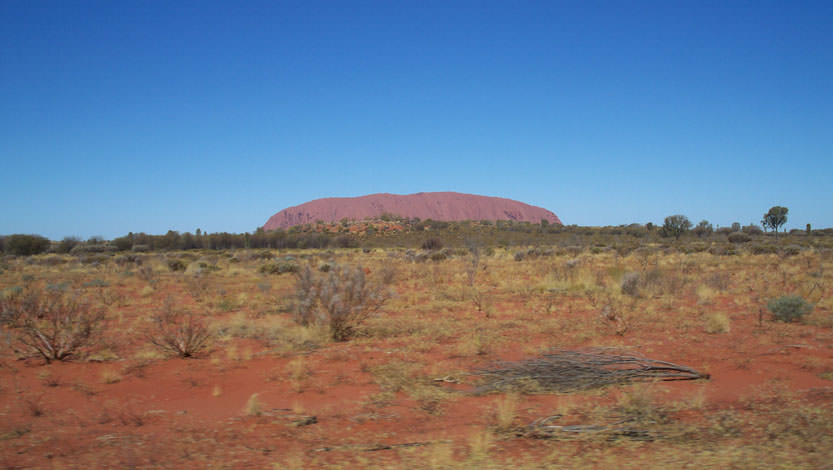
<box><xmin>1</xmin><ymin>215</ymin><xmax>832</xmax><ymax>256</ymax></box>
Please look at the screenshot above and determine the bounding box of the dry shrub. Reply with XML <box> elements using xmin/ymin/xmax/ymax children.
<box><xmin>293</xmin><ymin>264</ymin><xmax>389</xmax><ymax>341</ymax></box>
<box><xmin>146</xmin><ymin>298</ymin><xmax>213</xmax><ymax>357</ymax></box>
<box><xmin>704</xmin><ymin>272</ymin><xmax>731</xmax><ymax>291</ymax></box>
<box><xmin>620</xmin><ymin>272</ymin><xmax>641</xmax><ymax>297</ymax></box>
<box><xmin>0</xmin><ymin>286</ymin><xmax>104</xmax><ymax>363</ymax></box>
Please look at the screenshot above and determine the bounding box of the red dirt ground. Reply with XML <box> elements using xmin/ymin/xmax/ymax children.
<box><xmin>1</xmin><ymin>258</ymin><xmax>832</xmax><ymax>469</ymax></box>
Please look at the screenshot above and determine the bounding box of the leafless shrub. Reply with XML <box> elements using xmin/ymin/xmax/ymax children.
<box><xmin>620</xmin><ymin>272</ymin><xmax>641</xmax><ymax>297</ymax></box>
<box><xmin>470</xmin><ymin>288</ymin><xmax>492</xmax><ymax>317</ymax></box>
<box><xmin>1</xmin><ymin>287</ymin><xmax>104</xmax><ymax>363</ymax></box>
<box><xmin>146</xmin><ymin>298</ymin><xmax>213</xmax><ymax>357</ymax></box>
<box><xmin>22</xmin><ymin>394</ymin><xmax>45</xmax><ymax>417</ymax></box>
<box><xmin>136</xmin><ymin>265</ymin><xmax>155</xmax><ymax>283</ymax></box>
<box><xmin>378</xmin><ymin>265</ymin><xmax>397</xmax><ymax>285</ymax></box>
<box><xmin>293</xmin><ymin>264</ymin><xmax>389</xmax><ymax>341</ymax></box>
<box><xmin>704</xmin><ymin>272</ymin><xmax>731</xmax><ymax>291</ymax></box>
<box><xmin>184</xmin><ymin>275</ymin><xmax>211</xmax><ymax>302</ymax></box>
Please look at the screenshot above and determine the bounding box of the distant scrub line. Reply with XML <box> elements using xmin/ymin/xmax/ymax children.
<box><xmin>1</xmin><ymin>214</ymin><xmax>832</xmax><ymax>256</ymax></box>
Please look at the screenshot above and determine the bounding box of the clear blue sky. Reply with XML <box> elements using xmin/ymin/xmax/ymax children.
<box><xmin>2</xmin><ymin>1</ymin><xmax>831</xmax><ymax>240</ymax></box>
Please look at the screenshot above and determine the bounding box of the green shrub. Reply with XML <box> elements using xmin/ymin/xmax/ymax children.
<box><xmin>57</xmin><ymin>237</ymin><xmax>81</xmax><ymax>254</ymax></box>
<box><xmin>660</xmin><ymin>215</ymin><xmax>692</xmax><ymax>239</ymax></box>
<box><xmin>767</xmin><ymin>295</ymin><xmax>813</xmax><ymax>323</ymax></box>
<box><xmin>69</xmin><ymin>243</ymin><xmax>118</xmax><ymax>254</ymax></box>
<box><xmin>5</xmin><ymin>234</ymin><xmax>51</xmax><ymax>256</ymax></box>
<box><xmin>727</xmin><ymin>232</ymin><xmax>751</xmax><ymax>243</ymax></box>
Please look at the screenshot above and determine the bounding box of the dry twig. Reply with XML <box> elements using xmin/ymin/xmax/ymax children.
<box><xmin>473</xmin><ymin>348</ymin><xmax>709</xmax><ymax>394</ymax></box>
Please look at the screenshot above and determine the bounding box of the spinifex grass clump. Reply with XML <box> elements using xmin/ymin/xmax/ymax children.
<box><xmin>767</xmin><ymin>295</ymin><xmax>813</xmax><ymax>323</ymax></box>
<box><xmin>473</xmin><ymin>348</ymin><xmax>709</xmax><ymax>394</ymax></box>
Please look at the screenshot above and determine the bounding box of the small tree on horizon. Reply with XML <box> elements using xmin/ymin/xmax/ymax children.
<box><xmin>762</xmin><ymin>206</ymin><xmax>788</xmax><ymax>238</ymax></box>
<box><xmin>660</xmin><ymin>215</ymin><xmax>692</xmax><ymax>240</ymax></box>
<box><xmin>693</xmin><ymin>220</ymin><xmax>713</xmax><ymax>238</ymax></box>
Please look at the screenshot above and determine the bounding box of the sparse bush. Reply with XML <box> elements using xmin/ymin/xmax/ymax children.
<box><xmin>430</xmin><ymin>250</ymin><xmax>449</xmax><ymax>261</ymax></box>
<box><xmin>742</xmin><ymin>224</ymin><xmax>763</xmax><ymax>235</ymax></box>
<box><xmin>259</xmin><ymin>262</ymin><xmax>300</xmax><ymax>275</ymax></box>
<box><xmin>693</xmin><ymin>220</ymin><xmax>713</xmax><ymax>238</ymax></box>
<box><xmin>727</xmin><ymin>232</ymin><xmax>751</xmax><ymax>243</ymax></box>
<box><xmin>146</xmin><ymin>298</ymin><xmax>213</xmax><ymax>357</ymax></box>
<box><xmin>5</xmin><ymin>234</ymin><xmax>51</xmax><ymax>256</ymax></box>
<box><xmin>293</xmin><ymin>264</ymin><xmax>389</xmax><ymax>341</ymax></box>
<box><xmin>779</xmin><ymin>245</ymin><xmax>802</xmax><ymax>257</ymax></box>
<box><xmin>704</xmin><ymin>272</ymin><xmax>731</xmax><ymax>291</ymax></box>
<box><xmin>750</xmin><ymin>244</ymin><xmax>778</xmax><ymax>255</ymax></box>
<box><xmin>167</xmin><ymin>259</ymin><xmax>187</xmax><ymax>272</ymax></box>
<box><xmin>335</xmin><ymin>235</ymin><xmax>358</xmax><ymax>248</ymax></box>
<box><xmin>767</xmin><ymin>295</ymin><xmax>812</xmax><ymax>323</ymax></box>
<box><xmin>69</xmin><ymin>243</ymin><xmax>118</xmax><ymax>254</ymax></box>
<box><xmin>709</xmin><ymin>244</ymin><xmax>738</xmax><ymax>256</ymax></box>
<box><xmin>621</xmin><ymin>272</ymin><xmax>641</xmax><ymax>297</ymax></box>
<box><xmin>0</xmin><ymin>287</ymin><xmax>104</xmax><ymax>363</ymax></box>
<box><xmin>513</xmin><ymin>247</ymin><xmax>554</xmax><ymax>261</ymax></box>
<box><xmin>421</xmin><ymin>238</ymin><xmax>443</xmax><ymax>250</ymax></box>
<box><xmin>57</xmin><ymin>237</ymin><xmax>81</xmax><ymax>254</ymax></box>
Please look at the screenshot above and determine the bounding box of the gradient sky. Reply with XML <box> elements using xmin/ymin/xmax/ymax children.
<box><xmin>2</xmin><ymin>1</ymin><xmax>831</xmax><ymax>240</ymax></box>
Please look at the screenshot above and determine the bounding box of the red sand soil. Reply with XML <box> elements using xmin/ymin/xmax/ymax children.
<box><xmin>262</xmin><ymin>192</ymin><xmax>562</xmax><ymax>230</ymax></box>
<box><xmin>1</xmin><ymin>271</ymin><xmax>832</xmax><ymax>468</ymax></box>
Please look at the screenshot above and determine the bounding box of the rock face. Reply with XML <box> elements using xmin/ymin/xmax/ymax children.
<box><xmin>263</xmin><ymin>192</ymin><xmax>561</xmax><ymax>230</ymax></box>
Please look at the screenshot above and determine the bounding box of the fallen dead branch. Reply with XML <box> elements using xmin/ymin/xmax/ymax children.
<box><xmin>519</xmin><ymin>414</ymin><xmax>658</xmax><ymax>441</ymax></box>
<box><xmin>473</xmin><ymin>348</ymin><xmax>709</xmax><ymax>394</ymax></box>
<box><xmin>312</xmin><ymin>441</ymin><xmax>447</xmax><ymax>453</ymax></box>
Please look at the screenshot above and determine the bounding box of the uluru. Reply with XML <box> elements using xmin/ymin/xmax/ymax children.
<box><xmin>263</xmin><ymin>192</ymin><xmax>561</xmax><ymax>230</ymax></box>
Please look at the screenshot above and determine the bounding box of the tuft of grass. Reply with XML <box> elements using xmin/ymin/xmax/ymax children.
<box><xmin>705</xmin><ymin>312</ymin><xmax>731</xmax><ymax>334</ymax></box>
<box><xmin>466</xmin><ymin>429</ymin><xmax>494</xmax><ymax>463</ymax></box>
<box><xmin>242</xmin><ymin>393</ymin><xmax>263</xmax><ymax>416</ymax></box>
<box><xmin>696</xmin><ymin>284</ymin><xmax>717</xmax><ymax>304</ymax></box>
<box><xmin>100</xmin><ymin>368</ymin><xmax>123</xmax><ymax>384</ymax></box>
<box><xmin>286</xmin><ymin>357</ymin><xmax>311</xmax><ymax>393</ymax></box>
<box><xmin>455</xmin><ymin>328</ymin><xmax>498</xmax><ymax>357</ymax></box>
<box><xmin>494</xmin><ymin>393</ymin><xmax>519</xmax><ymax>432</ymax></box>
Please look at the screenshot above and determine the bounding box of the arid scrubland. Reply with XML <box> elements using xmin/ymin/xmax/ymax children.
<box><xmin>1</xmin><ymin>236</ymin><xmax>832</xmax><ymax>468</ymax></box>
